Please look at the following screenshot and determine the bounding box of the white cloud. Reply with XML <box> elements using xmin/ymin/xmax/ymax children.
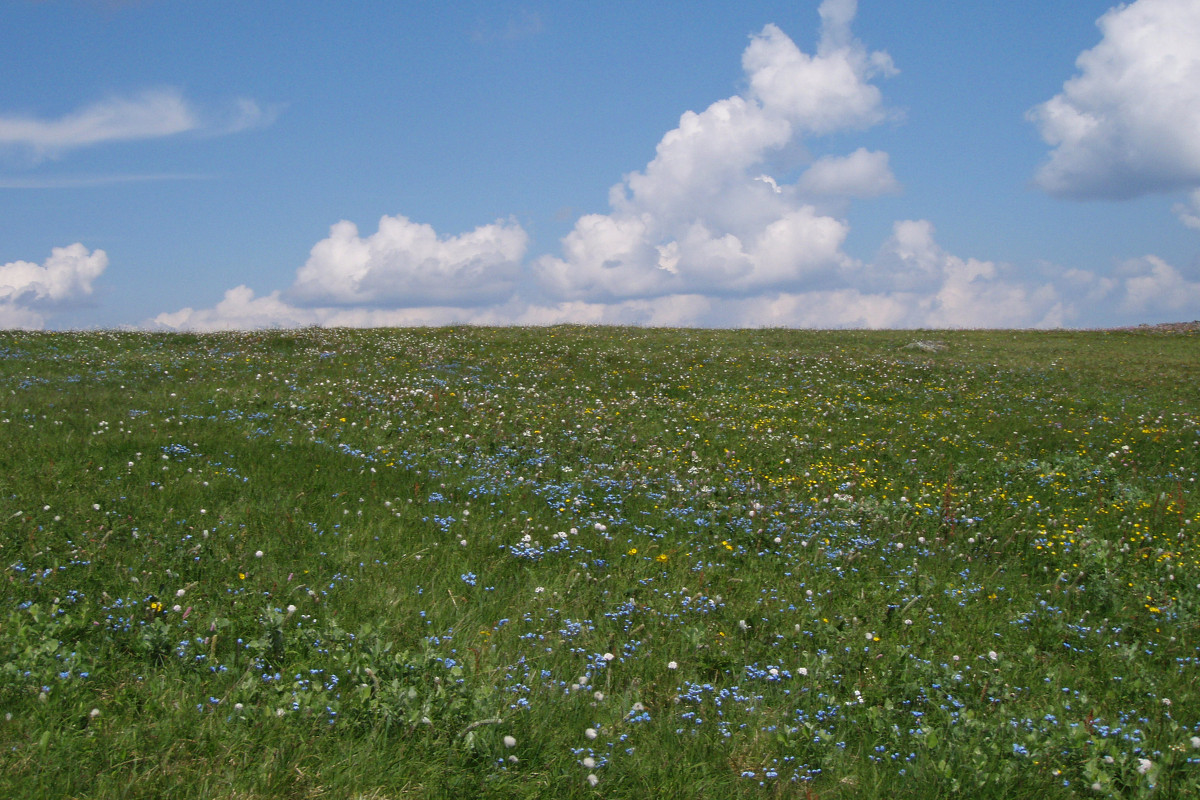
<box><xmin>0</xmin><ymin>243</ymin><xmax>108</xmax><ymax>329</ymax></box>
<box><xmin>1116</xmin><ymin>255</ymin><xmax>1200</xmax><ymax>313</ymax></box>
<box><xmin>1029</xmin><ymin>0</ymin><xmax>1200</xmax><ymax>199</ymax></box>
<box><xmin>286</xmin><ymin>214</ymin><xmax>528</xmax><ymax>308</ymax></box>
<box><xmin>0</xmin><ymin>88</ymin><xmax>276</xmax><ymax>159</ymax></box>
<box><xmin>152</xmin><ymin>286</ymin><xmax>316</xmax><ymax>332</ymax></box>
<box><xmin>859</xmin><ymin>220</ymin><xmax>1068</xmax><ymax>328</ymax></box>
<box><xmin>535</xmin><ymin>1</ymin><xmax>896</xmax><ymax>302</ymax></box>
<box><xmin>154</xmin><ymin>219</ymin><xmax>1083</xmax><ymax>331</ymax></box>
<box><xmin>154</xmin><ymin>2</ymin><xmax>1193</xmax><ymax>333</ymax></box>
<box><xmin>743</xmin><ymin>13</ymin><xmax>897</xmax><ymax>137</ymax></box>
<box><xmin>796</xmin><ymin>148</ymin><xmax>900</xmax><ymax>199</ymax></box>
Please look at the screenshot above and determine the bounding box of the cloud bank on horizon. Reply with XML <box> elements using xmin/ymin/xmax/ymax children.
<box><xmin>4</xmin><ymin>0</ymin><xmax>1199</xmax><ymax>330</ymax></box>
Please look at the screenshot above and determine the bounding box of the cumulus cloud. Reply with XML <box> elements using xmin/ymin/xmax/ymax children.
<box><xmin>857</xmin><ymin>220</ymin><xmax>1068</xmax><ymax>328</ymax></box>
<box><xmin>1029</xmin><ymin>0</ymin><xmax>1200</xmax><ymax>199</ymax></box>
<box><xmin>533</xmin><ymin>0</ymin><xmax>896</xmax><ymax>301</ymax></box>
<box><xmin>286</xmin><ymin>214</ymin><xmax>528</xmax><ymax>308</ymax></box>
<box><xmin>1115</xmin><ymin>255</ymin><xmax>1200</xmax><ymax>313</ymax></box>
<box><xmin>0</xmin><ymin>88</ymin><xmax>277</xmax><ymax>159</ymax></box>
<box><xmin>155</xmin><ymin>1</ymin><xmax>1188</xmax><ymax>333</ymax></box>
<box><xmin>153</xmin><ymin>219</ymin><xmax>1082</xmax><ymax>331</ymax></box>
<box><xmin>0</xmin><ymin>243</ymin><xmax>108</xmax><ymax>329</ymax></box>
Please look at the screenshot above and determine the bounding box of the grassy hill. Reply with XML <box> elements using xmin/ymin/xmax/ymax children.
<box><xmin>1</xmin><ymin>326</ymin><xmax>1197</xmax><ymax>798</ymax></box>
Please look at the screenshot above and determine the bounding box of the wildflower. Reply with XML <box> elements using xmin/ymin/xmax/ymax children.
<box><xmin>1092</xmin><ymin>782</ymin><xmax>1103</xmax><ymax>792</ymax></box>
<box><xmin>667</xmin><ymin>661</ymin><xmax>678</xmax><ymax>670</ymax></box>
<box><xmin>1137</xmin><ymin>758</ymin><xmax>1152</xmax><ymax>774</ymax></box>
<box><xmin>988</xmin><ymin>650</ymin><xmax>999</xmax><ymax>662</ymax></box>
<box><xmin>585</xmin><ymin>727</ymin><xmax>598</xmax><ymax>740</ymax></box>
<box><xmin>89</xmin><ymin>708</ymin><xmax>100</xmax><ymax>719</ymax></box>
<box><xmin>176</xmin><ymin>589</ymin><xmax>186</xmax><ymax>598</ymax></box>
<box><xmin>627</xmin><ymin>548</ymin><xmax>637</xmax><ymax>555</ymax></box>
<box><xmin>656</xmin><ymin>553</ymin><xmax>669</xmax><ymax>563</ymax></box>
<box><xmin>503</xmin><ymin>735</ymin><xmax>517</xmax><ymax>748</ymax></box>
<box><xmin>593</xmin><ymin>691</ymin><xmax>604</xmax><ymax>701</ymax></box>
<box><xmin>582</xmin><ymin>756</ymin><xmax>596</xmax><ymax>768</ymax></box>
<box><xmin>587</xmin><ymin>774</ymin><xmax>599</xmax><ymax>787</ymax></box>
<box><xmin>798</xmin><ymin>667</ymin><xmax>808</xmax><ymax>676</ymax></box>
<box><xmin>255</xmin><ymin>550</ymin><xmax>264</xmax><ymax>558</ymax></box>
<box><xmin>1191</xmin><ymin>736</ymin><xmax>1200</xmax><ymax>749</ymax></box>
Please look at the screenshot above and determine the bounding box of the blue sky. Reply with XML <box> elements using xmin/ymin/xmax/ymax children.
<box><xmin>2</xmin><ymin>0</ymin><xmax>1199</xmax><ymax>329</ymax></box>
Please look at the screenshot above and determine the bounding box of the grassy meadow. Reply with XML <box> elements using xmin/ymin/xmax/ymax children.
<box><xmin>1</xmin><ymin>326</ymin><xmax>1198</xmax><ymax>799</ymax></box>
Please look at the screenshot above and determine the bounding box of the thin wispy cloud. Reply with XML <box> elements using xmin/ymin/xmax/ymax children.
<box><xmin>0</xmin><ymin>88</ymin><xmax>278</xmax><ymax>160</ymax></box>
<box><xmin>0</xmin><ymin>173</ymin><xmax>213</xmax><ymax>189</ymax></box>
<box><xmin>470</xmin><ymin>9</ymin><xmax>544</xmax><ymax>43</ymax></box>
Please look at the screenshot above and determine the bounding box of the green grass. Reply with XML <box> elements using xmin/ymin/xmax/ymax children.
<box><xmin>1</xmin><ymin>326</ymin><xmax>1198</xmax><ymax>798</ymax></box>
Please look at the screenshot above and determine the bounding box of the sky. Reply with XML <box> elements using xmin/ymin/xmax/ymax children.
<box><xmin>2</xmin><ymin>0</ymin><xmax>1200</xmax><ymax>330</ymax></box>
